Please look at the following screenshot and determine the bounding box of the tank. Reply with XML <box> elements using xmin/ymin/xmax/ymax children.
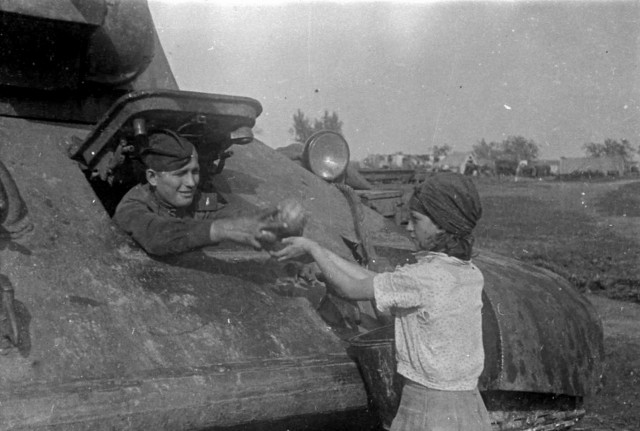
<box><xmin>0</xmin><ymin>2</ymin><xmax>603</xmax><ymax>430</ymax></box>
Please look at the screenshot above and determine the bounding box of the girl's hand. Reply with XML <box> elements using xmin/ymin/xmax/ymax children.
<box><xmin>270</xmin><ymin>237</ymin><xmax>314</xmax><ymax>261</ymax></box>
<box><xmin>211</xmin><ymin>210</ymin><xmax>281</xmax><ymax>250</ymax></box>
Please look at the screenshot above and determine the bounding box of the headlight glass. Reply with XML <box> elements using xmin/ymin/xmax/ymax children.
<box><xmin>303</xmin><ymin>131</ymin><xmax>350</xmax><ymax>181</ymax></box>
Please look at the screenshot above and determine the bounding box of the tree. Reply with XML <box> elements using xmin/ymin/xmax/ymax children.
<box><xmin>472</xmin><ymin>139</ymin><xmax>500</xmax><ymax>160</ymax></box>
<box><xmin>432</xmin><ymin>144</ymin><xmax>451</xmax><ymax>161</ymax></box>
<box><xmin>290</xmin><ymin>109</ymin><xmax>314</xmax><ymax>143</ymax></box>
<box><xmin>289</xmin><ymin>109</ymin><xmax>344</xmax><ymax>143</ymax></box>
<box><xmin>317</xmin><ymin>111</ymin><xmax>343</xmax><ymax>134</ymax></box>
<box><xmin>500</xmin><ymin>135</ymin><xmax>539</xmax><ymax>162</ymax></box>
<box><xmin>472</xmin><ymin>136</ymin><xmax>538</xmax><ymax>162</ymax></box>
<box><xmin>584</xmin><ymin>139</ymin><xmax>635</xmax><ymax>161</ymax></box>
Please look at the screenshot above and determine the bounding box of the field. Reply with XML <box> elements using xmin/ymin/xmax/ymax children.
<box><xmin>473</xmin><ymin>177</ymin><xmax>640</xmax><ymax>431</ymax></box>
<box><xmin>474</xmin><ymin>177</ymin><xmax>640</xmax><ymax>302</ymax></box>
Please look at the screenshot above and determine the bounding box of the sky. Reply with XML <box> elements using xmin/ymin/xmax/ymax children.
<box><xmin>148</xmin><ymin>0</ymin><xmax>640</xmax><ymax>162</ymax></box>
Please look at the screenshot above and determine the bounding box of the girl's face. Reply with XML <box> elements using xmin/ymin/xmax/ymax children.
<box><xmin>407</xmin><ymin>210</ymin><xmax>444</xmax><ymax>249</ymax></box>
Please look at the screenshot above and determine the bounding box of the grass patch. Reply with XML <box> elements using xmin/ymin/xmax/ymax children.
<box><xmin>595</xmin><ymin>181</ymin><xmax>640</xmax><ymax>217</ymax></box>
<box><xmin>474</xmin><ymin>178</ymin><xmax>640</xmax><ymax>303</ymax></box>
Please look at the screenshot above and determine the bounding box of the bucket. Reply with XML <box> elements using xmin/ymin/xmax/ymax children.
<box><xmin>348</xmin><ymin>324</ymin><xmax>402</xmax><ymax>430</ymax></box>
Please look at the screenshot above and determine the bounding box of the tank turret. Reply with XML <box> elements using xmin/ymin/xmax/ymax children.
<box><xmin>1</xmin><ymin>0</ymin><xmax>155</xmax><ymax>90</ymax></box>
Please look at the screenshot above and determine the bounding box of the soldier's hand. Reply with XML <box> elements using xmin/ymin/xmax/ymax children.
<box><xmin>210</xmin><ymin>210</ymin><xmax>282</xmax><ymax>249</ymax></box>
<box><xmin>257</xmin><ymin>200</ymin><xmax>307</xmax><ymax>240</ymax></box>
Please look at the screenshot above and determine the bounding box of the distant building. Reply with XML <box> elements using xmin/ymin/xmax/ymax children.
<box><xmin>535</xmin><ymin>159</ymin><xmax>560</xmax><ymax>175</ymax></box>
<box><xmin>391</xmin><ymin>153</ymin><xmax>404</xmax><ymax>168</ymax></box>
<box><xmin>558</xmin><ymin>156</ymin><xmax>625</xmax><ymax>176</ymax></box>
<box><xmin>362</xmin><ymin>154</ymin><xmax>392</xmax><ymax>168</ymax></box>
<box><xmin>363</xmin><ymin>152</ymin><xmax>432</xmax><ymax>169</ymax></box>
<box><xmin>402</xmin><ymin>154</ymin><xmax>432</xmax><ymax>169</ymax></box>
<box><xmin>434</xmin><ymin>152</ymin><xmax>476</xmax><ymax>173</ymax></box>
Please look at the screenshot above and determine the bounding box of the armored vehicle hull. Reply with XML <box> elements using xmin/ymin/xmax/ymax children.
<box><xmin>0</xmin><ymin>1</ymin><xmax>602</xmax><ymax>430</ymax></box>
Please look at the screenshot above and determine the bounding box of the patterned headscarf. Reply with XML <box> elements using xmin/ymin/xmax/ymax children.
<box><xmin>409</xmin><ymin>172</ymin><xmax>482</xmax><ymax>238</ymax></box>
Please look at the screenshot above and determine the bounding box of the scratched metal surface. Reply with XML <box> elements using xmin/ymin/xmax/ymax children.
<box><xmin>0</xmin><ymin>118</ymin><xmax>372</xmax><ymax>428</ymax></box>
<box><xmin>476</xmin><ymin>250</ymin><xmax>604</xmax><ymax>396</ymax></box>
<box><xmin>0</xmin><ymin>117</ymin><xmax>603</xmax><ymax>428</ymax></box>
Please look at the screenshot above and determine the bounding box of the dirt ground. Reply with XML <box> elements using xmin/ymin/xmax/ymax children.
<box><xmin>576</xmin><ymin>295</ymin><xmax>640</xmax><ymax>431</ymax></box>
<box><xmin>473</xmin><ymin>177</ymin><xmax>640</xmax><ymax>431</ymax></box>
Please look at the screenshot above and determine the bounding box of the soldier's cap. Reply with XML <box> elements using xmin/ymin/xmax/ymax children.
<box><xmin>141</xmin><ymin>130</ymin><xmax>196</xmax><ymax>172</ymax></box>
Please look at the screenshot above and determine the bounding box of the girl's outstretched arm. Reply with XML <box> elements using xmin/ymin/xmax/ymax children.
<box><xmin>271</xmin><ymin>237</ymin><xmax>375</xmax><ymax>300</ymax></box>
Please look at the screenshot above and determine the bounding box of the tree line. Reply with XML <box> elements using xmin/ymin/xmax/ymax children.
<box><xmin>289</xmin><ymin>109</ymin><xmax>343</xmax><ymax>143</ymax></box>
<box><xmin>290</xmin><ymin>109</ymin><xmax>639</xmax><ymax>162</ymax></box>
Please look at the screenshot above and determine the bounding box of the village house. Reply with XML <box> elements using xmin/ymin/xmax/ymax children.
<box><xmin>534</xmin><ymin>159</ymin><xmax>560</xmax><ymax>175</ymax></box>
<box><xmin>558</xmin><ymin>156</ymin><xmax>626</xmax><ymax>176</ymax></box>
<box><xmin>433</xmin><ymin>151</ymin><xmax>477</xmax><ymax>173</ymax></box>
<box><xmin>362</xmin><ymin>152</ymin><xmax>432</xmax><ymax>169</ymax></box>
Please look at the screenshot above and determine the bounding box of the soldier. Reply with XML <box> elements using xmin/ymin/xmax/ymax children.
<box><xmin>113</xmin><ymin>129</ymin><xmax>279</xmax><ymax>256</ymax></box>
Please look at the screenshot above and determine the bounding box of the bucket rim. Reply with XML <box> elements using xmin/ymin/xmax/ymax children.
<box><xmin>348</xmin><ymin>324</ymin><xmax>394</xmax><ymax>347</ymax></box>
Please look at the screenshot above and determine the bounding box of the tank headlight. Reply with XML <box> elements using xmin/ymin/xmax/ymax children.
<box><xmin>302</xmin><ymin>131</ymin><xmax>350</xmax><ymax>182</ymax></box>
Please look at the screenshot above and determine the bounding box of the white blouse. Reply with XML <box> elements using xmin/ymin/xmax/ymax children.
<box><xmin>374</xmin><ymin>252</ymin><xmax>485</xmax><ymax>391</ymax></box>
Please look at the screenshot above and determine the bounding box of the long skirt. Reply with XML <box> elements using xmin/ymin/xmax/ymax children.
<box><xmin>389</xmin><ymin>380</ymin><xmax>493</xmax><ymax>431</ymax></box>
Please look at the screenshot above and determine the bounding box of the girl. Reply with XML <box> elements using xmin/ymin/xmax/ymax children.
<box><xmin>271</xmin><ymin>172</ymin><xmax>492</xmax><ymax>431</ymax></box>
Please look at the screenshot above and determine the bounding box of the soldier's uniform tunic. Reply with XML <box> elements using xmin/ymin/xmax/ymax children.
<box><xmin>114</xmin><ymin>183</ymin><xmax>221</xmax><ymax>256</ymax></box>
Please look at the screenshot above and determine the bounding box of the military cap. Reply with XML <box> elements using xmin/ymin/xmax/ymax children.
<box><xmin>141</xmin><ymin>130</ymin><xmax>196</xmax><ymax>172</ymax></box>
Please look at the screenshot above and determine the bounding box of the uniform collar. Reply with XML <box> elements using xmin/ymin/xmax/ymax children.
<box><xmin>146</xmin><ymin>184</ymin><xmax>194</xmax><ymax>218</ymax></box>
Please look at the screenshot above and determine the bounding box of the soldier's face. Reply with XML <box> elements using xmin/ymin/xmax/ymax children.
<box><xmin>147</xmin><ymin>154</ymin><xmax>200</xmax><ymax>208</ymax></box>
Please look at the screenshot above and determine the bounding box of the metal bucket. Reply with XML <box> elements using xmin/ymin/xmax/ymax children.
<box><xmin>348</xmin><ymin>324</ymin><xmax>402</xmax><ymax>430</ymax></box>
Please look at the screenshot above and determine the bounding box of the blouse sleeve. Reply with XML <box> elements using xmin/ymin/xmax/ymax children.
<box><xmin>374</xmin><ymin>264</ymin><xmax>424</xmax><ymax>312</ymax></box>
<box><xmin>373</xmin><ymin>258</ymin><xmax>454</xmax><ymax>313</ymax></box>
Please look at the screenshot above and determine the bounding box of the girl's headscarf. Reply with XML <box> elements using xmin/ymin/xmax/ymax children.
<box><xmin>409</xmin><ymin>172</ymin><xmax>482</xmax><ymax>259</ymax></box>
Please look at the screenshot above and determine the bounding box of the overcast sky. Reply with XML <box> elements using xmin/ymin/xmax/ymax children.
<box><xmin>148</xmin><ymin>0</ymin><xmax>640</xmax><ymax>161</ymax></box>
